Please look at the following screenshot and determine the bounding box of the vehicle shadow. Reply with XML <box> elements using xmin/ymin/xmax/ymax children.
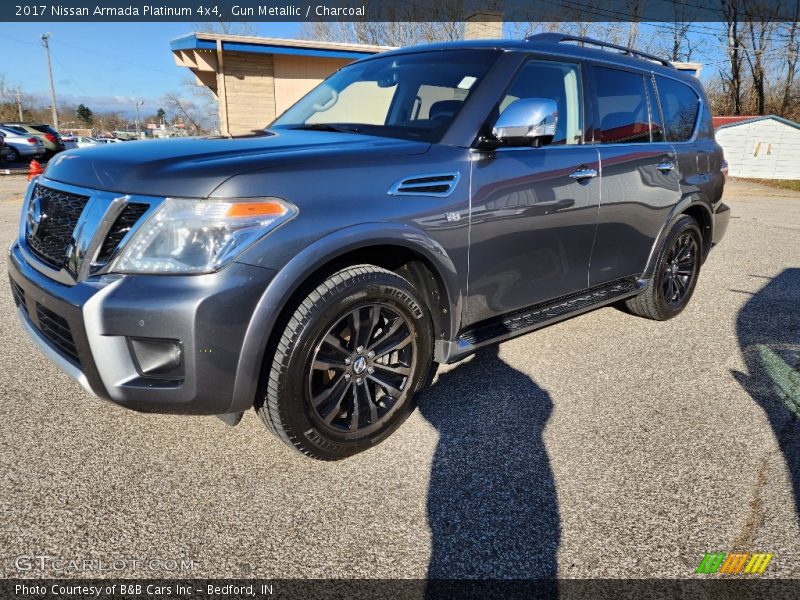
<box><xmin>417</xmin><ymin>345</ymin><xmax>559</xmax><ymax>595</ymax></box>
<box><xmin>734</xmin><ymin>268</ymin><xmax>800</xmax><ymax>523</ymax></box>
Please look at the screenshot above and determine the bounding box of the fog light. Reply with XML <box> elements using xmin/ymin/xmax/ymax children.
<box><xmin>128</xmin><ymin>337</ymin><xmax>183</xmax><ymax>378</ymax></box>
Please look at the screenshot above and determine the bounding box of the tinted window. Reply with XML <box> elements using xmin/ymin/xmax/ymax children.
<box><xmin>655</xmin><ymin>76</ymin><xmax>700</xmax><ymax>142</ymax></box>
<box><xmin>500</xmin><ymin>60</ymin><xmax>583</xmax><ymax>145</ymax></box>
<box><xmin>594</xmin><ymin>67</ymin><xmax>651</xmax><ymax>144</ymax></box>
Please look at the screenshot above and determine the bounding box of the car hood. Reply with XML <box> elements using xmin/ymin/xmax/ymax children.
<box><xmin>43</xmin><ymin>129</ymin><xmax>431</xmax><ymax>198</ymax></box>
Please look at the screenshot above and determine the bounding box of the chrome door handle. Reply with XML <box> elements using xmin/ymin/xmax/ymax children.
<box><xmin>657</xmin><ymin>162</ymin><xmax>675</xmax><ymax>172</ymax></box>
<box><xmin>569</xmin><ymin>168</ymin><xmax>598</xmax><ymax>180</ymax></box>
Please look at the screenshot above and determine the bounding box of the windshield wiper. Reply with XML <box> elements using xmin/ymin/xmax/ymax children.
<box><xmin>289</xmin><ymin>123</ymin><xmax>360</xmax><ymax>134</ymax></box>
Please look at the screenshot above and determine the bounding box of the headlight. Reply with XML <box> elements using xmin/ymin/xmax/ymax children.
<box><xmin>110</xmin><ymin>197</ymin><xmax>296</xmax><ymax>274</ymax></box>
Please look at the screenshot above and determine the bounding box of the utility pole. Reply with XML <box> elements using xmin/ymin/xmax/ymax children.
<box><xmin>135</xmin><ymin>100</ymin><xmax>144</xmax><ymax>138</ymax></box>
<box><xmin>41</xmin><ymin>33</ymin><xmax>59</xmax><ymax>130</ymax></box>
<box><xmin>15</xmin><ymin>88</ymin><xmax>23</xmax><ymax>121</ymax></box>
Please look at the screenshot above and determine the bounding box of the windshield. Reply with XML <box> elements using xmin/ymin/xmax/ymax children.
<box><xmin>272</xmin><ymin>49</ymin><xmax>499</xmax><ymax>143</ymax></box>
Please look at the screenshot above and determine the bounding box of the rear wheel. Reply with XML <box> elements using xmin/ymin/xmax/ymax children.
<box><xmin>4</xmin><ymin>147</ymin><xmax>19</xmax><ymax>162</ymax></box>
<box><xmin>256</xmin><ymin>265</ymin><xmax>434</xmax><ymax>460</ymax></box>
<box><xmin>625</xmin><ymin>214</ymin><xmax>702</xmax><ymax>320</ymax></box>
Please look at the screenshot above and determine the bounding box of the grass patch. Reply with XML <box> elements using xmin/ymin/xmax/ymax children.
<box><xmin>734</xmin><ymin>177</ymin><xmax>800</xmax><ymax>192</ymax></box>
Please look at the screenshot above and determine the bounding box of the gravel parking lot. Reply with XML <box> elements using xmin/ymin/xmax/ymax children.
<box><xmin>0</xmin><ymin>176</ymin><xmax>798</xmax><ymax>580</ymax></box>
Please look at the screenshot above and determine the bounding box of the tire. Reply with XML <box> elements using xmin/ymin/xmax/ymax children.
<box><xmin>4</xmin><ymin>147</ymin><xmax>19</xmax><ymax>162</ymax></box>
<box><xmin>256</xmin><ymin>265</ymin><xmax>434</xmax><ymax>460</ymax></box>
<box><xmin>624</xmin><ymin>214</ymin><xmax>703</xmax><ymax>321</ymax></box>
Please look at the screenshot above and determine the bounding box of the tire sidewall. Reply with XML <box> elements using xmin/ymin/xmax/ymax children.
<box><xmin>274</xmin><ymin>271</ymin><xmax>433</xmax><ymax>459</ymax></box>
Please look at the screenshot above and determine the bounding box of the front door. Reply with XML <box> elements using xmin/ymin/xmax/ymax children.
<box><xmin>465</xmin><ymin>58</ymin><xmax>600</xmax><ymax>327</ymax></box>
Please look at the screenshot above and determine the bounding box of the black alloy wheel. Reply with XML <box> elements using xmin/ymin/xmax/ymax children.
<box><xmin>661</xmin><ymin>232</ymin><xmax>699</xmax><ymax>307</ymax></box>
<box><xmin>308</xmin><ymin>302</ymin><xmax>417</xmax><ymax>437</ymax></box>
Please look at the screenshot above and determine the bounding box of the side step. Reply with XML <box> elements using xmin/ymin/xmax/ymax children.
<box><xmin>458</xmin><ymin>278</ymin><xmax>641</xmax><ymax>347</ymax></box>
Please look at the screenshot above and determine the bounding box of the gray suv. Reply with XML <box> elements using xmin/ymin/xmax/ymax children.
<box><xmin>8</xmin><ymin>34</ymin><xmax>729</xmax><ymax>460</ymax></box>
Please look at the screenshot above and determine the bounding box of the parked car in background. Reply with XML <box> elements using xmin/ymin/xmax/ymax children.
<box><xmin>95</xmin><ymin>137</ymin><xmax>124</xmax><ymax>144</ymax></box>
<box><xmin>61</xmin><ymin>134</ymin><xmax>77</xmax><ymax>150</ymax></box>
<box><xmin>3</xmin><ymin>123</ymin><xmax>65</xmax><ymax>157</ymax></box>
<box><xmin>0</xmin><ymin>131</ymin><xmax>7</xmax><ymax>161</ymax></box>
<box><xmin>75</xmin><ymin>136</ymin><xmax>100</xmax><ymax>148</ymax></box>
<box><xmin>0</xmin><ymin>125</ymin><xmax>45</xmax><ymax>162</ymax></box>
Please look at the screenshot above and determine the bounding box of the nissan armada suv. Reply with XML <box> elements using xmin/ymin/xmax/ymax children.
<box><xmin>8</xmin><ymin>34</ymin><xmax>729</xmax><ymax>460</ymax></box>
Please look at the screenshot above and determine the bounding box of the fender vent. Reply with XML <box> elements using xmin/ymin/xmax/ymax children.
<box><xmin>388</xmin><ymin>173</ymin><xmax>460</xmax><ymax>198</ymax></box>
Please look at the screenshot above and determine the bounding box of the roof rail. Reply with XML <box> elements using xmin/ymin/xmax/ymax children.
<box><xmin>526</xmin><ymin>32</ymin><xmax>674</xmax><ymax>68</ymax></box>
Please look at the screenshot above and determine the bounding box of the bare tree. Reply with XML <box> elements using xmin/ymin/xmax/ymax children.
<box><xmin>163</xmin><ymin>92</ymin><xmax>207</xmax><ymax>134</ymax></box>
<box><xmin>742</xmin><ymin>2</ymin><xmax>779</xmax><ymax>115</ymax></box>
<box><xmin>720</xmin><ymin>0</ymin><xmax>745</xmax><ymax>114</ymax></box>
<box><xmin>779</xmin><ymin>6</ymin><xmax>800</xmax><ymax>116</ymax></box>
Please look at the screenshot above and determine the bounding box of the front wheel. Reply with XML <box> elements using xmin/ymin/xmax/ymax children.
<box><xmin>624</xmin><ymin>214</ymin><xmax>703</xmax><ymax>321</ymax></box>
<box><xmin>256</xmin><ymin>265</ymin><xmax>434</xmax><ymax>460</ymax></box>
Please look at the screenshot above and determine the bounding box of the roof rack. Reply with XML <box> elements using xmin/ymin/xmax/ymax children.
<box><xmin>525</xmin><ymin>32</ymin><xmax>674</xmax><ymax>69</ymax></box>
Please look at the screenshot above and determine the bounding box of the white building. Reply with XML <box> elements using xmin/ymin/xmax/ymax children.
<box><xmin>714</xmin><ymin>115</ymin><xmax>800</xmax><ymax>180</ymax></box>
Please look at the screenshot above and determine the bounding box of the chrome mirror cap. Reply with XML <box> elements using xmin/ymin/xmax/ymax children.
<box><xmin>492</xmin><ymin>98</ymin><xmax>558</xmax><ymax>145</ymax></box>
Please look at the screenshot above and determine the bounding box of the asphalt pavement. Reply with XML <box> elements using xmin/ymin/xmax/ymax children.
<box><xmin>0</xmin><ymin>176</ymin><xmax>798</xmax><ymax>580</ymax></box>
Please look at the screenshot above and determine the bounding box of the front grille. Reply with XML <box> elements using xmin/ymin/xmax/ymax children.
<box><xmin>95</xmin><ymin>203</ymin><xmax>149</xmax><ymax>263</ymax></box>
<box><xmin>35</xmin><ymin>303</ymin><xmax>80</xmax><ymax>365</ymax></box>
<box><xmin>25</xmin><ymin>184</ymin><xmax>89</xmax><ymax>270</ymax></box>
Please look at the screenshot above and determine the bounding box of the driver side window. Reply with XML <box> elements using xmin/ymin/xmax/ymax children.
<box><xmin>500</xmin><ymin>60</ymin><xmax>583</xmax><ymax>145</ymax></box>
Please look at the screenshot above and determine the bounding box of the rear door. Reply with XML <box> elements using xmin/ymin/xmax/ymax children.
<box><xmin>588</xmin><ymin>66</ymin><xmax>681</xmax><ymax>285</ymax></box>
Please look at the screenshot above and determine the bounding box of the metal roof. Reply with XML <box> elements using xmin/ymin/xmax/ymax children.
<box><xmin>714</xmin><ymin>115</ymin><xmax>800</xmax><ymax>131</ymax></box>
<box><xmin>170</xmin><ymin>32</ymin><xmax>394</xmax><ymax>60</ymax></box>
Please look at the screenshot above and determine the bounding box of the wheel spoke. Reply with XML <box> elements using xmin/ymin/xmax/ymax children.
<box><xmin>313</xmin><ymin>357</ymin><xmax>346</xmax><ymax>371</ymax></box>
<box><xmin>367</xmin><ymin>317</ymin><xmax>402</xmax><ymax>352</ymax></box>
<box><xmin>674</xmin><ymin>275</ymin><xmax>687</xmax><ymax>295</ymax></box>
<box><xmin>355</xmin><ymin>305</ymin><xmax>381</xmax><ymax>349</ymax></box>
<box><xmin>313</xmin><ymin>374</ymin><xmax>350</xmax><ymax>412</ymax></box>
<box><xmin>373</xmin><ymin>362</ymin><xmax>412</xmax><ymax>377</ymax></box>
<box><xmin>373</xmin><ymin>332</ymin><xmax>413</xmax><ymax>359</ymax></box>
<box><xmin>363</xmin><ymin>381</ymin><xmax>378</xmax><ymax>425</ymax></box>
<box><xmin>368</xmin><ymin>373</ymin><xmax>404</xmax><ymax>399</ymax></box>
<box><xmin>323</xmin><ymin>333</ymin><xmax>350</xmax><ymax>357</ymax></box>
<box><xmin>349</xmin><ymin>384</ymin><xmax>360</xmax><ymax>430</ymax></box>
<box><xmin>666</xmin><ymin>277</ymin><xmax>676</xmax><ymax>301</ymax></box>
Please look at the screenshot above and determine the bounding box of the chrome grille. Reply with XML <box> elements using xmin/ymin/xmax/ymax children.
<box><xmin>25</xmin><ymin>184</ymin><xmax>89</xmax><ymax>269</ymax></box>
<box><xmin>95</xmin><ymin>202</ymin><xmax>150</xmax><ymax>264</ymax></box>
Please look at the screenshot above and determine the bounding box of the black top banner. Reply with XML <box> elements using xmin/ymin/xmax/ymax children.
<box><xmin>2</xmin><ymin>0</ymin><xmax>799</xmax><ymax>23</ymax></box>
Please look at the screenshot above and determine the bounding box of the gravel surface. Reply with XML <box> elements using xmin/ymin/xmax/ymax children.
<box><xmin>0</xmin><ymin>176</ymin><xmax>798</xmax><ymax>579</ymax></box>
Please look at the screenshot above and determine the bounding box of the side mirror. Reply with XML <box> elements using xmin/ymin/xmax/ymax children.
<box><xmin>492</xmin><ymin>98</ymin><xmax>558</xmax><ymax>147</ymax></box>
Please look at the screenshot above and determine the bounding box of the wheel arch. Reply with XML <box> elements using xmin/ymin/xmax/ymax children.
<box><xmin>228</xmin><ymin>223</ymin><xmax>462</xmax><ymax>414</ymax></box>
<box><xmin>642</xmin><ymin>194</ymin><xmax>714</xmax><ymax>279</ymax></box>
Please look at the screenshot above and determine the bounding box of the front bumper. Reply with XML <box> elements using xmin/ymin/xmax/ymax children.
<box><xmin>8</xmin><ymin>242</ymin><xmax>276</xmax><ymax>415</ymax></box>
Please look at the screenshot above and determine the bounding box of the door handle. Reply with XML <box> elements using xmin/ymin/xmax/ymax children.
<box><xmin>657</xmin><ymin>161</ymin><xmax>675</xmax><ymax>172</ymax></box>
<box><xmin>569</xmin><ymin>168</ymin><xmax>598</xmax><ymax>180</ymax></box>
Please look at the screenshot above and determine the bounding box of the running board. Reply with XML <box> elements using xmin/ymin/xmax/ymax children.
<box><xmin>440</xmin><ymin>278</ymin><xmax>643</xmax><ymax>363</ymax></box>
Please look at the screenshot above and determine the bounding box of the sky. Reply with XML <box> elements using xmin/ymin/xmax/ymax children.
<box><xmin>0</xmin><ymin>22</ymin><xmax>303</xmax><ymax>117</ymax></box>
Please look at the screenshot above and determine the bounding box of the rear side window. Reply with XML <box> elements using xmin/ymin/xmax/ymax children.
<box><xmin>593</xmin><ymin>67</ymin><xmax>651</xmax><ymax>144</ymax></box>
<box><xmin>655</xmin><ymin>76</ymin><xmax>700</xmax><ymax>142</ymax></box>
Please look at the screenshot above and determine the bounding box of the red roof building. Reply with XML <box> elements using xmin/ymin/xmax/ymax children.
<box><xmin>712</xmin><ymin>115</ymin><xmax>760</xmax><ymax>128</ymax></box>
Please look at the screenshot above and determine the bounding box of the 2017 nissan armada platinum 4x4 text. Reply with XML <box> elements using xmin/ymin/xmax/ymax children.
<box><xmin>8</xmin><ymin>34</ymin><xmax>729</xmax><ymax>460</ymax></box>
